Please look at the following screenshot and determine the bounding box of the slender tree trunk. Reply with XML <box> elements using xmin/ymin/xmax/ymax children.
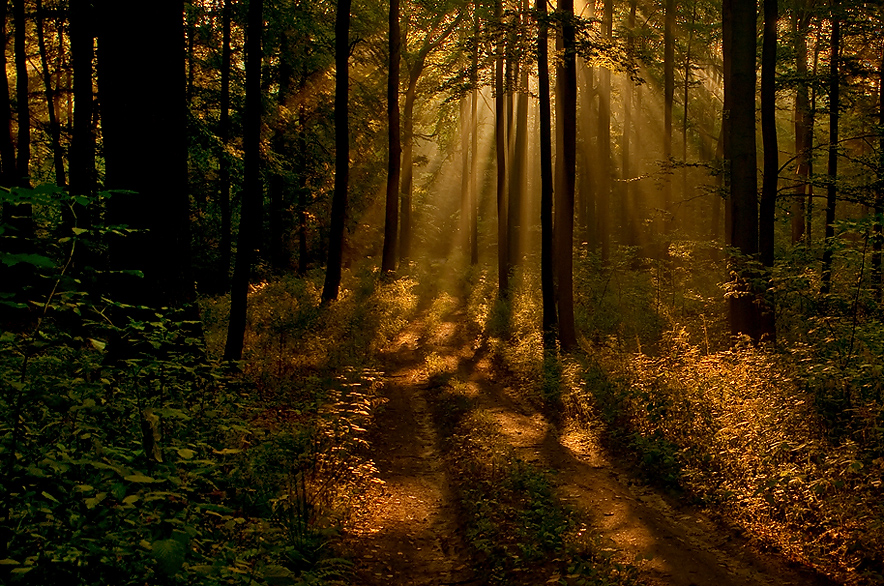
<box><xmin>622</xmin><ymin>0</ymin><xmax>637</xmax><ymax>247</ymax></box>
<box><xmin>399</xmin><ymin>64</ymin><xmax>421</xmax><ymax>262</ymax></box>
<box><xmin>219</xmin><ymin>0</ymin><xmax>232</xmax><ymax>282</ymax></box>
<box><xmin>759</xmin><ymin>0</ymin><xmax>778</xmax><ymax>342</ymax></box>
<box><xmin>322</xmin><ymin>0</ymin><xmax>351</xmax><ymax>302</ymax></box>
<box><xmin>537</xmin><ymin>0</ymin><xmax>556</xmax><ymax>349</ymax></box>
<box><xmin>470</xmin><ymin>9</ymin><xmax>479</xmax><ymax>265</ymax></box>
<box><xmin>382</xmin><ymin>0</ymin><xmax>400</xmax><ymax>275</ymax></box>
<box><xmin>12</xmin><ymin>0</ymin><xmax>29</xmax><ymax>185</ymax></box>
<box><xmin>872</xmin><ymin>43</ymin><xmax>883</xmax><ymax>302</ymax></box>
<box><xmin>662</xmin><ymin>0</ymin><xmax>674</xmax><ymax>234</ymax></box>
<box><xmin>0</xmin><ymin>0</ymin><xmax>14</xmax><ymax>184</ymax></box>
<box><xmin>224</xmin><ymin>0</ymin><xmax>263</xmax><ymax>360</ymax></box>
<box><xmin>69</xmin><ymin>0</ymin><xmax>92</xmax><ymax>198</ymax></box>
<box><xmin>807</xmin><ymin>25</ymin><xmax>823</xmax><ymax>245</ymax></box>
<box><xmin>35</xmin><ymin>0</ymin><xmax>64</xmax><ymax>186</ymax></box>
<box><xmin>508</xmin><ymin>0</ymin><xmax>528</xmax><ymax>269</ymax></box>
<box><xmin>724</xmin><ymin>0</ymin><xmax>761</xmax><ymax>340</ymax></box>
<box><xmin>186</xmin><ymin>6</ymin><xmax>195</xmax><ymax>106</ymax></box>
<box><xmin>712</xmin><ymin>125</ymin><xmax>723</xmax><ymax>244</ymax></box>
<box><xmin>682</xmin><ymin>1</ymin><xmax>697</xmax><ymax>225</ymax></box>
<box><xmin>792</xmin><ymin>5</ymin><xmax>810</xmax><ymax>244</ymax></box>
<box><xmin>269</xmin><ymin>30</ymin><xmax>294</xmax><ymax>272</ymax></box>
<box><xmin>495</xmin><ymin>0</ymin><xmax>508</xmax><ymax>298</ymax></box>
<box><xmin>557</xmin><ymin>0</ymin><xmax>577</xmax><ymax>350</ymax></box>
<box><xmin>598</xmin><ymin>0</ymin><xmax>612</xmax><ymax>262</ymax></box>
<box><xmin>297</xmin><ymin>102</ymin><xmax>309</xmax><ymax>275</ymax></box>
<box><xmin>821</xmin><ymin>1</ymin><xmax>839</xmax><ymax>295</ymax></box>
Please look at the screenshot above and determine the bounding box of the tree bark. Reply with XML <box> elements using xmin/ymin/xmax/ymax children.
<box><xmin>622</xmin><ymin>0</ymin><xmax>637</xmax><ymax>247</ymax></box>
<box><xmin>98</xmin><ymin>0</ymin><xmax>192</xmax><ymax>307</ymax></box>
<box><xmin>556</xmin><ymin>0</ymin><xmax>577</xmax><ymax>350</ymax></box>
<box><xmin>724</xmin><ymin>0</ymin><xmax>760</xmax><ymax>340</ymax></box>
<box><xmin>0</xmin><ymin>0</ymin><xmax>14</xmax><ymax>184</ymax></box>
<box><xmin>791</xmin><ymin>3</ymin><xmax>810</xmax><ymax>244</ymax></box>
<box><xmin>322</xmin><ymin>0</ymin><xmax>351</xmax><ymax>302</ymax></box>
<box><xmin>224</xmin><ymin>0</ymin><xmax>263</xmax><ymax>360</ymax></box>
<box><xmin>759</xmin><ymin>0</ymin><xmax>778</xmax><ymax>342</ymax></box>
<box><xmin>537</xmin><ymin>0</ymin><xmax>556</xmax><ymax>349</ymax></box>
<box><xmin>872</xmin><ymin>43</ymin><xmax>883</xmax><ymax>302</ymax></box>
<box><xmin>598</xmin><ymin>0</ymin><xmax>612</xmax><ymax>263</ymax></box>
<box><xmin>662</xmin><ymin>0</ymin><xmax>674</xmax><ymax>234</ymax></box>
<box><xmin>495</xmin><ymin>0</ymin><xmax>508</xmax><ymax>298</ymax></box>
<box><xmin>218</xmin><ymin>0</ymin><xmax>232</xmax><ymax>284</ymax></box>
<box><xmin>12</xmin><ymin>0</ymin><xmax>29</xmax><ymax>185</ymax></box>
<box><xmin>399</xmin><ymin>63</ymin><xmax>421</xmax><ymax>262</ymax></box>
<box><xmin>69</xmin><ymin>0</ymin><xmax>93</xmax><ymax>199</ymax></box>
<box><xmin>508</xmin><ymin>0</ymin><xmax>528</xmax><ymax>269</ymax></box>
<box><xmin>820</xmin><ymin>0</ymin><xmax>839</xmax><ymax>295</ymax></box>
<box><xmin>269</xmin><ymin>28</ymin><xmax>294</xmax><ymax>273</ymax></box>
<box><xmin>470</xmin><ymin>7</ymin><xmax>479</xmax><ymax>265</ymax></box>
<box><xmin>382</xmin><ymin>0</ymin><xmax>400</xmax><ymax>275</ymax></box>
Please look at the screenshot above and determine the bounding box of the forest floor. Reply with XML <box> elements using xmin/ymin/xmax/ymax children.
<box><xmin>339</xmin><ymin>295</ymin><xmax>834</xmax><ymax>586</ymax></box>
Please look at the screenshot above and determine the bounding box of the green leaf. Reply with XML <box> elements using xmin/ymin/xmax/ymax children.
<box><xmin>71</xmin><ymin>227</ymin><xmax>88</xmax><ymax>236</ymax></box>
<box><xmin>124</xmin><ymin>474</ymin><xmax>157</xmax><ymax>483</ymax></box>
<box><xmin>88</xmin><ymin>338</ymin><xmax>106</xmax><ymax>351</ymax></box>
<box><xmin>152</xmin><ymin>539</ymin><xmax>185</xmax><ymax>576</ymax></box>
<box><xmin>122</xmin><ymin>495</ymin><xmax>140</xmax><ymax>505</ymax></box>
<box><xmin>212</xmin><ymin>448</ymin><xmax>242</xmax><ymax>456</ymax></box>
<box><xmin>177</xmin><ymin>448</ymin><xmax>196</xmax><ymax>460</ymax></box>
<box><xmin>0</xmin><ymin>252</ymin><xmax>56</xmax><ymax>269</ymax></box>
<box><xmin>261</xmin><ymin>565</ymin><xmax>297</xmax><ymax>586</ymax></box>
<box><xmin>0</xmin><ymin>559</ymin><xmax>21</xmax><ymax>565</ymax></box>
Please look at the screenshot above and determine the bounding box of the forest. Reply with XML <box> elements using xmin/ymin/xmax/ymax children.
<box><xmin>0</xmin><ymin>0</ymin><xmax>883</xmax><ymax>584</ymax></box>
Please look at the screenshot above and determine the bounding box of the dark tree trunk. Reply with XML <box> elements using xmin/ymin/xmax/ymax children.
<box><xmin>98</xmin><ymin>0</ymin><xmax>192</xmax><ymax>307</ymax></box>
<box><xmin>759</xmin><ymin>0</ymin><xmax>778</xmax><ymax>341</ymax></box>
<box><xmin>792</xmin><ymin>4</ymin><xmax>810</xmax><ymax>244</ymax></box>
<box><xmin>0</xmin><ymin>0</ymin><xmax>14</xmax><ymax>184</ymax></box>
<box><xmin>495</xmin><ymin>0</ymin><xmax>508</xmax><ymax>298</ymax></box>
<box><xmin>598</xmin><ymin>0</ymin><xmax>612</xmax><ymax>263</ymax></box>
<box><xmin>807</xmin><ymin>26</ymin><xmax>823</xmax><ymax>244</ymax></box>
<box><xmin>821</xmin><ymin>0</ymin><xmax>839</xmax><ymax>295</ymax></box>
<box><xmin>622</xmin><ymin>0</ymin><xmax>637</xmax><ymax>247</ymax></box>
<box><xmin>382</xmin><ymin>0</ymin><xmax>400</xmax><ymax>275</ymax></box>
<box><xmin>724</xmin><ymin>0</ymin><xmax>760</xmax><ymax>340</ymax></box>
<box><xmin>682</xmin><ymin>1</ymin><xmax>697</xmax><ymax>221</ymax></box>
<box><xmin>470</xmin><ymin>8</ymin><xmax>479</xmax><ymax>265</ymax></box>
<box><xmin>873</xmin><ymin>44</ymin><xmax>883</xmax><ymax>302</ymax></box>
<box><xmin>399</xmin><ymin>63</ymin><xmax>421</xmax><ymax>262</ymax></box>
<box><xmin>322</xmin><ymin>0</ymin><xmax>351</xmax><ymax>302</ymax></box>
<box><xmin>35</xmin><ymin>0</ymin><xmax>64</xmax><ymax>186</ymax></box>
<box><xmin>269</xmin><ymin>29</ymin><xmax>294</xmax><ymax>273</ymax></box>
<box><xmin>537</xmin><ymin>0</ymin><xmax>557</xmax><ymax>349</ymax></box>
<box><xmin>663</xmin><ymin>0</ymin><xmax>674</xmax><ymax>233</ymax></box>
<box><xmin>508</xmin><ymin>0</ymin><xmax>528</xmax><ymax>269</ymax></box>
<box><xmin>297</xmin><ymin>102</ymin><xmax>309</xmax><ymax>275</ymax></box>
<box><xmin>12</xmin><ymin>0</ymin><xmax>28</xmax><ymax>185</ymax></box>
<box><xmin>460</xmin><ymin>98</ymin><xmax>470</xmax><ymax>255</ymax></box>
<box><xmin>218</xmin><ymin>0</ymin><xmax>232</xmax><ymax>283</ymax></box>
<box><xmin>68</xmin><ymin>0</ymin><xmax>93</xmax><ymax>199</ymax></box>
<box><xmin>556</xmin><ymin>0</ymin><xmax>577</xmax><ymax>350</ymax></box>
<box><xmin>224</xmin><ymin>0</ymin><xmax>263</xmax><ymax>360</ymax></box>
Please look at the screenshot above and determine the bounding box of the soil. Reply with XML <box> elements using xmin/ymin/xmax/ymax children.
<box><xmin>341</xmin><ymin>300</ymin><xmax>835</xmax><ymax>586</ymax></box>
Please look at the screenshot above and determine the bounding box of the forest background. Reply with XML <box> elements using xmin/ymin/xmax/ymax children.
<box><xmin>0</xmin><ymin>0</ymin><xmax>883</xmax><ymax>584</ymax></box>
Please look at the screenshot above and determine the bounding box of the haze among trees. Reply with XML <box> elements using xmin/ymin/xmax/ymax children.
<box><xmin>1</xmin><ymin>0</ymin><xmax>883</xmax><ymax>584</ymax></box>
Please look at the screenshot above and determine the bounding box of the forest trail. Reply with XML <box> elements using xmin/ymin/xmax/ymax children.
<box><xmin>342</xmin><ymin>296</ymin><xmax>830</xmax><ymax>586</ymax></box>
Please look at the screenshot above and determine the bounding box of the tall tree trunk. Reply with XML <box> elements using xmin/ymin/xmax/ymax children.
<box><xmin>556</xmin><ymin>0</ymin><xmax>577</xmax><ymax>350</ymax></box>
<box><xmin>537</xmin><ymin>0</ymin><xmax>556</xmax><ymax>349</ymax></box>
<box><xmin>807</xmin><ymin>25</ymin><xmax>823</xmax><ymax>244</ymax></box>
<box><xmin>597</xmin><ymin>0</ymin><xmax>612</xmax><ymax>262</ymax></box>
<box><xmin>99</xmin><ymin>0</ymin><xmax>192</xmax><ymax>307</ymax></box>
<box><xmin>792</xmin><ymin>4</ymin><xmax>810</xmax><ymax>244</ymax></box>
<box><xmin>821</xmin><ymin>0</ymin><xmax>839</xmax><ymax>295</ymax></box>
<box><xmin>470</xmin><ymin>8</ymin><xmax>479</xmax><ymax>265</ymax></box>
<box><xmin>724</xmin><ymin>0</ymin><xmax>760</xmax><ymax>340</ymax></box>
<box><xmin>399</xmin><ymin>63</ymin><xmax>421</xmax><ymax>262</ymax></box>
<box><xmin>872</xmin><ymin>43</ymin><xmax>883</xmax><ymax>302</ymax></box>
<box><xmin>322</xmin><ymin>0</ymin><xmax>351</xmax><ymax>302</ymax></box>
<box><xmin>269</xmin><ymin>29</ymin><xmax>294</xmax><ymax>273</ymax></box>
<box><xmin>508</xmin><ymin>0</ymin><xmax>528</xmax><ymax>269</ymax></box>
<box><xmin>186</xmin><ymin>5</ymin><xmax>195</xmax><ymax>106</ymax></box>
<box><xmin>297</xmin><ymin>102</ymin><xmax>309</xmax><ymax>275</ymax></box>
<box><xmin>12</xmin><ymin>0</ymin><xmax>29</xmax><ymax>185</ymax></box>
<box><xmin>224</xmin><ymin>0</ymin><xmax>262</xmax><ymax>360</ymax></box>
<box><xmin>682</xmin><ymin>1</ymin><xmax>697</xmax><ymax>225</ymax></box>
<box><xmin>35</xmin><ymin>0</ymin><xmax>64</xmax><ymax>186</ymax></box>
<box><xmin>69</xmin><ymin>0</ymin><xmax>92</xmax><ymax>198</ymax></box>
<box><xmin>662</xmin><ymin>0</ymin><xmax>674</xmax><ymax>234</ymax></box>
<box><xmin>0</xmin><ymin>0</ymin><xmax>14</xmax><ymax>184</ymax></box>
<box><xmin>382</xmin><ymin>0</ymin><xmax>400</xmax><ymax>275</ymax></box>
<box><xmin>219</xmin><ymin>0</ymin><xmax>232</xmax><ymax>283</ymax></box>
<box><xmin>495</xmin><ymin>0</ymin><xmax>508</xmax><ymax>298</ymax></box>
<box><xmin>622</xmin><ymin>0</ymin><xmax>637</xmax><ymax>247</ymax></box>
<box><xmin>759</xmin><ymin>0</ymin><xmax>778</xmax><ymax>341</ymax></box>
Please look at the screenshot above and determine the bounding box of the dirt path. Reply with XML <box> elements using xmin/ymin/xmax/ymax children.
<box><xmin>343</xmin><ymin>302</ymin><xmax>834</xmax><ymax>586</ymax></box>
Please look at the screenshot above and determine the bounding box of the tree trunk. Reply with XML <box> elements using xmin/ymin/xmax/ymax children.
<box><xmin>269</xmin><ymin>29</ymin><xmax>294</xmax><ymax>273</ymax></box>
<box><xmin>821</xmin><ymin>0</ymin><xmax>839</xmax><ymax>295</ymax></box>
<box><xmin>495</xmin><ymin>0</ymin><xmax>508</xmax><ymax>298</ymax></box>
<box><xmin>382</xmin><ymin>0</ymin><xmax>400</xmax><ymax>275</ymax></box>
<box><xmin>98</xmin><ymin>0</ymin><xmax>192</xmax><ymax>308</ymax></box>
<box><xmin>759</xmin><ymin>0</ymin><xmax>777</xmax><ymax>342</ymax></box>
<box><xmin>0</xmin><ymin>0</ymin><xmax>14</xmax><ymax>184</ymax></box>
<box><xmin>399</xmin><ymin>64</ymin><xmax>421</xmax><ymax>262</ymax></box>
<box><xmin>322</xmin><ymin>0</ymin><xmax>351</xmax><ymax>302</ymax></box>
<box><xmin>219</xmin><ymin>0</ymin><xmax>232</xmax><ymax>283</ymax></box>
<box><xmin>724</xmin><ymin>0</ymin><xmax>760</xmax><ymax>340</ymax></box>
<box><xmin>297</xmin><ymin>102</ymin><xmax>309</xmax><ymax>275</ymax></box>
<box><xmin>791</xmin><ymin>4</ymin><xmax>810</xmax><ymax>244</ymax></box>
<box><xmin>69</xmin><ymin>0</ymin><xmax>93</xmax><ymax>198</ymax></box>
<box><xmin>682</xmin><ymin>1</ymin><xmax>697</xmax><ymax>225</ymax></box>
<box><xmin>470</xmin><ymin>8</ymin><xmax>479</xmax><ymax>266</ymax></box>
<box><xmin>598</xmin><ymin>0</ymin><xmax>612</xmax><ymax>262</ymax></box>
<box><xmin>556</xmin><ymin>0</ymin><xmax>577</xmax><ymax>350</ymax></box>
<box><xmin>663</xmin><ymin>0</ymin><xmax>674</xmax><ymax>234</ymax></box>
<box><xmin>872</xmin><ymin>43</ymin><xmax>883</xmax><ymax>302</ymax></box>
<box><xmin>12</xmin><ymin>0</ymin><xmax>28</xmax><ymax>185</ymax></box>
<box><xmin>508</xmin><ymin>0</ymin><xmax>528</xmax><ymax>269</ymax></box>
<box><xmin>224</xmin><ymin>0</ymin><xmax>263</xmax><ymax>360</ymax></box>
<box><xmin>537</xmin><ymin>0</ymin><xmax>556</xmax><ymax>349</ymax></box>
<box><xmin>807</xmin><ymin>25</ymin><xmax>823</xmax><ymax>245</ymax></box>
<box><xmin>35</xmin><ymin>0</ymin><xmax>64</xmax><ymax>186</ymax></box>
<box><xmin>622</xmin><ymin>0</ymin><xmax>637</xmax><ymax>247</ymax></box>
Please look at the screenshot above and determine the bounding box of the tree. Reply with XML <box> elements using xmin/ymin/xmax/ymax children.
<box><xmin>791</xmin><ymin>0</ymin><xmax>812</xmax><ymax>244</ymax></box>
<box><xmin>322</xmin><ymin>0</ymin><xmax>351</xmax><ymax>302</ymax></box>
<box><xmin>662</xmin><ymin>0</ymin><xmax>674</xmax><ymax>235</ymax></box>
<box><xmin>495</xmin><ymin>0</ymin><xmax>508</xmax><ymax>297</ymax></box>
<box><xmin>12</xmin><ymin>0</ymin><xmax>29</xmax><ymax>185</ymax></box>
<box><xmin>218</xmin><ymin>0</ymin><xmax>233</xmax><ymax>283</ymax></box>
<box><xmin>820</xmin><ymin>0</ymin><xmax>839</xmax><ymax>295</ymax></box>
<box><xmin>0</xmin><ymin>0</ymin><xmax>13</xmax><ymax>185</ymax></box>
<box><xmin>759</xmin><ymin>0</ymin><xmax>778</xmax><ymax>341</ymax></box>
<box><xmin>874</xmin><ymin>41</ymin><xmax>883</xmax><ymax>301</ymax></box>
<box><xmin>98</xmin><ymin>0</ymin><xmax>193</xmax><ymax>308</ymax></box>
<box><xmin>556</xmin><ymin>0</ymin><xmax>577</xmax><ymax>350</ymax></box>
<box><xmin>68</xmin><ymin>0</ymin><xmax>94</xmax><ymax>199</ymax></box>
<box><xmin>35</xmin><ymin>0</ymin><xmax>64</xmax><ymax>187</ymax></box>
<box><xmin>723</xmin><ymin>0</ymin><xmax>761</xmax><ymax>339</ymax></box>
<box><xmin>382</xmin><ymin>0</ymin><xmax>401</xmax><ymax>276</ymax></box>
<box><xmin>537</xmin><ymin>0</ymin><xmax>556</xmax><ymax>349</ymax></box>
<box><xmin>597</xmin><ymin>0</ymin><xmax>612</xmax><ymax>263</ymax></box>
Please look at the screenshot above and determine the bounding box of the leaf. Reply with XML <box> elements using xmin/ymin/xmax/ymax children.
<box><xmin>0</xmin><ymin>559</ymin><xmax>21</xmax><ymax>565</ymax></box>
<box><xmin>122</xmin><ymin>495</ymin><xmax>140</xmax><ymax>505</ymax></box>
<box><xmin>212</xmin><ymin>448</ymin><xmax>242</xmax><ymax>456</ymax></box>
<box><xmin>88</xmin><ymin>338</ymin><xmax>107</xmax><ymax>351</ymax></box>
<box><xmin>85</xmin><ymin>492</ymin><xmax>106</xmax><ymax>509</ymax></box>
<box><xmin>261</xmin><ymin>565</ymin><xmax>297</xmax><ymax>586</ymax></box>
<box><xmin>152</xmin><ymin>538</ymin><xmax>185</xmax><ymax>576</ymax></box>
<box><xmin>71</xmin><ymin>227</ymin><xmax>88</xmax><ymax>236</ymax></box>
<box><xmin>124</xmin><ymin>474</ymin><xmax>157</xmax><ymax>483</ymax></box>
<box><xmin>177</xmin><ymin>448</ymin><xmax>196</xmax><ymax>460</ymax></box>
<box><xmin>0</xmin><ymin>252</ymin><xmax>56</xmax><ymax>269</ymax></box>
